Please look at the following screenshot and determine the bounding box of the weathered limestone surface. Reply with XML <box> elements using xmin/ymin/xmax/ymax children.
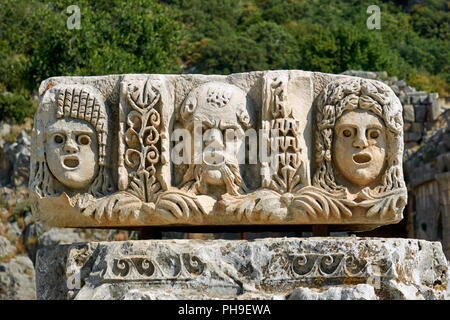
<box><xmin>0</xmin><ymin>236</ymin><xmax>36</xmax><ymax>300</ymax></box>
<box><xmin>30</xmin><ymin>71</ymin><xmax>407</xmax><ymax>231</ymax></box>
<box><xmin>35</xmin><ymin>237</ymin><xmax>448</xmax><ymax>300</ymax></box>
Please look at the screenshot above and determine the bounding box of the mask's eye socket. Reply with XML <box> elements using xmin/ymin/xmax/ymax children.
<box><xmin>77</xmin><ymin>134</ymin><xmax>91</xmax><ymax>146</ymax></box>
<box><xmin>368</xmin><ymin>129</ymin><xmax>380</xmax><ymax>139</ymax></box>
<box><xmin>342</xmin><ymin>129</ymin><xmax>352</xmax><ymax>138</ymax></box>
<box><xmin>53</xmin><ymin>134</ymin><xmax>64</xmax><ymax>144</ymax></box>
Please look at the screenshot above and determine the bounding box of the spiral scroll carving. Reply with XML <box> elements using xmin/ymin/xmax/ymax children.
<box><xmin>106</xmin><ymin>254</ymin><xmax>205</xmax><ymax>280</ymax></box>
<box><xmin>132</xmin><ymin>258</ymin><xmax>155</xmax><ymax>277</ymax></box>
<box><xmin>112</xmin><ymin>259</ymin><xmax>131</xmax><ymax>277</ymax></box>
<box><xmin>290</xmin><ymin>253</ymin><xmax>394</xmax><ymax>278</ymax></box>
<box><xmin>182</xmin><ymin>253</ymin><xmax>205</xmax><ymax>276</ymax></box>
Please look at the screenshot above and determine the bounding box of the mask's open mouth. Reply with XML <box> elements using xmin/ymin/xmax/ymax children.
<box><xmin>63</xmin><ymin>156</ymin><xmax>79</xmax><ymax>168</ymax></box>
<box><xmin>353</xmin><ymin>153</ymin><xmax>371</xmax><ymax>164</ymax></box>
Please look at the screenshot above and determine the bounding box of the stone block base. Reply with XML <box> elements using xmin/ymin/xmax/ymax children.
<box><xmin>35</xmin><ymin>237</ymin><xmax>449</xmax><ymax>300</ymax></box>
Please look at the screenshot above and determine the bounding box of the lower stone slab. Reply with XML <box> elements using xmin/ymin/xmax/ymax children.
<box><xmin>35</xmin><ymin>237</ymin><xmax>449</xmax><ymax>300</ymax></box>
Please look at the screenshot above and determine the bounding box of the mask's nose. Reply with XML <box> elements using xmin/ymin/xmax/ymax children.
<box><xmin>203</xmin><ymin>129</ymin><xmax>226</xmax><ymax>165</ymax></box>
<box><xmin>204</xmin><ymin>129</ymin><xmax>224</xmax><ymax>148</ymax></box>
<box><xmin>63</xmin><ymin>137</ymin><xmax>78</xmax><ymax>153</ymax></box>
<box><xmin>352</xmin><ymin>130</ymin><xmax>369</xmax><ymax>149</ymax></box>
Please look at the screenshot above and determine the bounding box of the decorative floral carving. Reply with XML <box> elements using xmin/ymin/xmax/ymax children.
<box><xmin>79</xmin><ymin>192</ymin><xmax>142</xmax><ymax>222</ymax></box>
<box><xmin>289</xmin><ymin>186</ymin><xmax>353</xmax><ymax>219</ymax></box>
<box><xmin>154</xmin><ymin>190</ymin><xmax>208</xmax><ymax>223</ymax></box>
<box><xmin>122</xmin><ymin>79</ymin><xmax>163</xmax><ymax>203</ymax></box>
<box><xmin>261</xmin><ymin>75</ymin><xmax>307</xmax><ymax>194</ymax></box>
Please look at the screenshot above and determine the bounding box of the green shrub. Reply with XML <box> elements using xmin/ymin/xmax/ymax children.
<box><xmin>0</xmin><ymin>0</ymin><xmax>448</xmax><ymax>108</ymax></box>
<box><xmin>0</xmin><ymin>91</ymin><xmax>35</xmax><ymax>124</ymax></box>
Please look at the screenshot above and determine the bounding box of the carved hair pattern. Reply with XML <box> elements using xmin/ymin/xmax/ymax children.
<box><xmin>313</xmin><ymin>78</ymin><xmax>405</xmax><ymax>195</ymax></box>
<box><xmin>30</xmin><ymin>86</ymin><xmax>113</xmax><ymax>198</ymax></box>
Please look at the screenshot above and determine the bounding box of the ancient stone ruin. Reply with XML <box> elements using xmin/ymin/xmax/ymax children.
<box><xmin>31</xmin><ymin>71</ymin><xmax>448</xmax><ymax>300</ymax></box>
<box><xmin>30</xmin><ymin>71</ymin><xmax>407</xmax><ymax>230</ymax></box>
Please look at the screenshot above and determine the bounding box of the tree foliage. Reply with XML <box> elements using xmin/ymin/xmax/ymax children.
<box><xmin>0</xmin><ymin>0</ymin><xmax>448</xmax><ymax>122</ymax></box>
<box><xmin>0</xmin><ymin>0</ymin><xmax>183</xmax><ymax>122</ymax></box>
<box><xmin>170</xmin><ymin>0</ymin><xmax>449</xmax><ymax>95</ymax></box>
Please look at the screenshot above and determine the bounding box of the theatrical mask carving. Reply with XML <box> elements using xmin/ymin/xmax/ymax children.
<box><xmin>152</xmin><ymin>82</ymin><xmax>256</xmax><ymax>223</ymax></box>
<box><xmin>31</xmin><ymin>85</ymin><xmax>112</xmax><ymax>200</ymax></box>
<box><xmin>333</xmin><ymin>109</ymin><xmax>387</xmax><ymax>189</ymax></box>
<box><xmin>179</xmin><ymin>82</ymin><xmax>252</xmax><ymax>198</ymax></box>
<box><xmin>45</xmin><ymin>118</ymin><xmax>99</xmax><ymax>190</ymax></box>
<box><xmin>289</xmin><ymin>78</ymin><xmax>407</xmax><ymax>225</ymax></box>
<box><xmin>30</xmin><ymin>72</ymin><xmax>407</xmax><ymax>230</ymax></box>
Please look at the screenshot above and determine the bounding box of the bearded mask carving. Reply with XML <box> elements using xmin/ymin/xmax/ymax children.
<box><xmin>179</xmin><ymin>82</ymin><xmax>253</xmax><ymax>198</ymax></box>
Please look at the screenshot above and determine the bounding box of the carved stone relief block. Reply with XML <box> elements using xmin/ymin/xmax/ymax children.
<box><xmin>30</xmin><ymin>71</ymin><xmax>407</xmax><ymax>230</ymax></box>
<box><xmin>35</xmin><ymin>238</ymin><xmax>448</xmax><ymax>300</ymax></box>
